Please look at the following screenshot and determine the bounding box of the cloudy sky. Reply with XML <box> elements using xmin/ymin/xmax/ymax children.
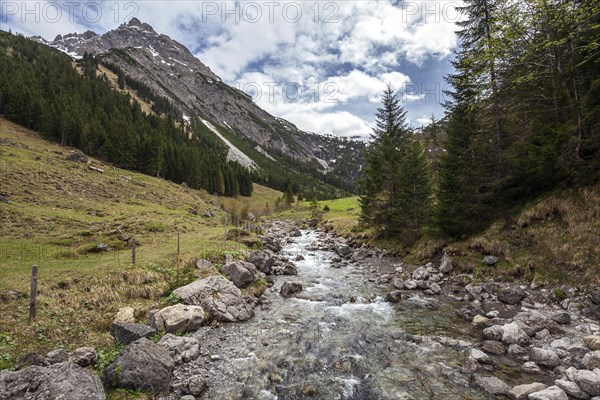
<box><xmin>1</xmin><ymin>1</ymin><xmax>461</xmax><ymax>138</ymax></box>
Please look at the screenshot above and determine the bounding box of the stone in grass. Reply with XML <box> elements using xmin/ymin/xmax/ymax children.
<box><xmin>109</xmin><ymin>322</ymin><xmax>156</xmax><ymax>345</ymax></box>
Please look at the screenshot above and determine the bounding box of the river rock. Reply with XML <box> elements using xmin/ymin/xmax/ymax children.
<box><xmin>554</xmin><ymin>379</ymin><xmax>590</xmax><ymax>399</ymax></box>
<box><xmin>221</xmin><ymin>261</ymin><xmax>261</xmax><ymax>288</ymax></box>
<box><xmin>0</xmin><ymin>362</ymin><xmax>105</xmax><ymax>400</ymax></box>
<box><xmin>158</xmin><ymin>334</ymin><xmax>200</xmax><ymax>365</ymax></box>
<box><xmin>466</xmin><ymin>284</ymin><xmax>484</xmax><ymax>301</ymax></box>
<box><xmin>482</xmin><ymin>255</ymin><xmax>499</xmax><ymax>265</ymax></box>
<box><xmin>335</xmin><ymin>244</ymin><xmax>352</xmax><ymax>258</ymax></box>
<box><xmin>522</xmin><ymin>362</ymin><xmax>543</xmax><ymax>374</ymax></box>
<box><xmin>185</xmin><ymin>375</ymin><xmax>208</xmax><ymax>397</ymax></box>
<box><xmin>392</xmin><ymin>277</ymin><xmax>405</xmax><ymax>290</ymax></box>
<box><xmin>69</xmin><ymin>347</ymin><xmax>97</xmax><ymax>367</ymax></box>
<box><xmin>469</xmin><ymin>348</ymin><xmax>491</xmax><ymax>364</ymax></box>
<box><xmin>508</xmin><ymin>344</ymin><xmax>528</xmax><ymax>358</ymax></box>
<box><xmin>109</xmin><ymin>322</ymin><xmax>156</xmax><ymax>344</ymax></box>
<box><xmin>530</xmin><ymin>348</ymin><xmax>561</xmax><ymax>368</ymax></box>
<box><xmin>412</xmin><ymin>267</ymin><xmax>429</xmax><ymax>281</ymax></box>
<box><xmin>474</xmin><ymin>375</ymin><xmax>510</xmax><ymax>395</ymax></box>
<box><xmin>482</xmin><ymin>340</ymin><xmax>506</xmax><ymax>355</ymax></box>
<box><xmin>483</xmin><ymin>325</ymin><xmax>505</xmax><ymax>341</ymax></box>
<box><xmin>429</xmin><ymin>282</ymin><xmax>442</xmax><ymax>295</ymax></box>
<box><xmin>404</xmin><ymin>280</ymin><xmax>418</xmax><ymax>290</ymax></box>
<box><xmin>439</xmin><ymin>254</ymin><xmax>453</xmax><ymax>273</ymax></box>
<box><xmin>386</xmin><ymin>290</ymin><xmax>402</xmax><ymax>303</ymax></box>
<box><xmin>589</xmin><ymin>292</ymin><xmax>600</xmax><ymax>305</ymax></box>
<box><xmin>104</xmin><ymin>338</ymin><xmax>174</xmax><ymax>395</ymax></box>
<box><xmin>247</xmin><ymin>250</ymin><xmax>275</xmax><ymax>274</ymax></box>
<box><xmin>498</xmin><ymin>286</ymin><xmax>527</xmax><ymax>305</ymax></box>
<box><xmin>528</xmin><ymin>386</ymin><xmax>569</xmax><ymax>400</ymax></box>
<box><xmin>502</xmin><ymin>322</ymin><xmax>531</xmax><ymax>345</ymax></box>
<box><xmin>585</xmin><ymin>336</ymin><xmax>600</xmax><ymax>351</ymax></box>
<box><xmin>278</xmin><ymin>262</ymin><xmax>299</xmax><ymax>275</ymax></box>
<box><xmin>574</xmin><ymin>369</ymin><xmax>600</xmax><ymax>396</ymax></box>
<box><xmin>114</xmin><ymin>307</ymin><xmax>135</xmax><ymax>323</ymax></box>
<box><xmin>150</xmin><ymin>304</ymin><xmax>205</xmax><ymax>334</ymax></box>
<box><xmin>508</xmin><ymin>382</ymin><xmax>547</xmax><ymax>400</ymax></box>
<box><xmin>46</xmin><ymin>348</ymin><xmax>68</xmax><ymax>365</ymax></box>
<box><xmin>473</xmin><ymin>315</ymin><xmax>489</xmax><ymax>326</ymax></box>
<box><xmin>172</xmin><ymin>275</ymin><xmax>254</xmax><ymax>322</ymax></box>
<box><xmin>583</xmin><ymin>351</ymin><xmax>600</xmax><ymax>370</ymax></box>
<box><xmin>280</xmin><ymin>281</ymin><xmax>303</xmax><ymax>298</ymax></box>
<box><xmin>551</xmin><ymin>312</ymin><xmax>572</xmax><ymax>325</ymax></box>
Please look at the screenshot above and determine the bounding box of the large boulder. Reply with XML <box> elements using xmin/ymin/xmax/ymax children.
<box><xmin>104</xmin><ymin>338</ymin><xmax>174</xmax><ymax>395</ymax></box>
<box><xmin>158</xmin><ymin>334</ymin><xmax>200</xmax><ymax>365</ymax></box>
<box><xmin>172</xmin><ymin>275</ymin><xmax>254</xmax><ymax>322</ymax></box>
<box><xmin>335</xmin><ymin>244</ymin><xmax>352</xmax><ymax>258</ymax></box>
<box><xmin>109</xmin><ymin>322</ymin><xmax>156</xmax><ymax>344</ymax></box>
<box><xmin>280</xmin><ymin>281</ymin><xmax>303</xmax><ymax>298</ymax></box>
<box><xmin>221</xmin><ymin>261</ymin><xmax>261</xmax><ymax>288</ymax></box>
<box><xmin>554</xmin><ymin>379</ymin><xmax>590</xmax><ymax>400</ymax></box>
<box><xmin>582</xmin><ymin>351</ymin><xmax>600</xmax><ymax>370</ymax></box>
<box><xmin>149</xmin><ymin>303</ymin><xmax>205</xmax><ymax>333</ymax></box>
<box><xmin>574</xmin><ymin>369</ymin><xmax>600</xmax><ymax>396</ymax></box>
<box><xmin>498</xmin><ymin>286</ymin><xmax>527</xmax><ymax>305</ymax></box>
<box><xmin>481</xmin><ymin>340</ymin><xmax>506</xmax><ymax>355</ymax></box>
<box><xmin>0</xmin><ymin>362</ymin><xmax>105</xmax><ymax>400</ymax></box>
<box><xmin>530</xmin><ymin>348</ymin><xmax>561</xmax><ymax>368</ymax></box>
<box><xmin>502</xmin><ymin>322</ymin><xmax>531</xmax><ymax>345</ymax></box>
<box><xmin>247</xmin><ymin>250</ymin><xmax>275</xmax><ymax>274</ymax></box>
<box><xmin>439</xmin><ymin>254</ymin><xmax>453</xmax><ymax>273</ymax></box>
<box><xmin>412</xmin><ymin>267</ymin><xmax>429</xmax><ymax>281</ymax></box>
<box><xmin>528</xmin><ymin>386</ymin><xmax>568</xmax><ymax>400</ymax></box>
<box><xmin>508</xmin><ymin>382</ymin><xmax>547</xmax><ymax>400</ymax></box>
<box><xmin>474</xmin><ymin>375</ymin><xmax>510</xmax><ymax>396</ymax></box>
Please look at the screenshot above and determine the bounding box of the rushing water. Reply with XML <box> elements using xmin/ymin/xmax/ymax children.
<box><xmin>184</xmin><ymin>230</ymin><xmax>499</xmax><ymax>400</ymax></box>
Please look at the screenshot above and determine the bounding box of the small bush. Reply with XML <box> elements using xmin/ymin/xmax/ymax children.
<box><xmin>96</xmin><ymin>343</ymin><xmax>124</xmax><ymax>372</ymax></box>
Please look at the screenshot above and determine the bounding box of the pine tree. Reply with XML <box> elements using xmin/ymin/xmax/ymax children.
<box><xmin>360</xmin><ymin>84</ymin><xmax>431</xmax><ymax>242</ymax></box>
<box><xmin>284</xmin><ymin>184</ymin><xmax>295</xmax><ymax>206</ymax></box>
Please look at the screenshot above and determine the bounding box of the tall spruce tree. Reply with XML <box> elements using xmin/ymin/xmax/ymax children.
<box><xmin>360</xmin><ymin>84</ymin><xmax>432</xmax><ymax>242</ymax></box>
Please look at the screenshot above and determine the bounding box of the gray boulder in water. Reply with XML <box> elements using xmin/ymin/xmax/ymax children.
<box><xmin>221</xmin><ymin>261</ymin><xmax>261</xmax><ymax>288</ymax></box>
<box><xmin>280</xmin><ymin>281</ymin><xmax>303</xmax><ymax>298</ymax></box>
<box><xmin>0</xmin><ymin>362</ymin><xmax>105</xmax><ymax>400</ymax></box>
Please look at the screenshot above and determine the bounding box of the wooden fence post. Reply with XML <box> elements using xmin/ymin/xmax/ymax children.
<box><xmin>29</xmin><ymin>265</ymin><xmax>38</xmax><ymax>322</ymax></box>
<box><xmin>177</xmin><ymin>232</ymin><xmax>180</xmax><ymax>256</ymax></box>
<box><xmin>132</xmin><ymin>240</ymin><xmax>137</xmax><ymax>265</ymax></box>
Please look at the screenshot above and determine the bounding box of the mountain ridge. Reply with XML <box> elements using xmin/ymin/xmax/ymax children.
<box><xmin>33</xmin><ymin>17</ymin><xmax>365</xmax><ymax>183</ymax></box>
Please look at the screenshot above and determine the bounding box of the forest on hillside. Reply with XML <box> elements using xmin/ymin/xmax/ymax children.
<box><xmin>361</xmin><ymin>0</ymin><xmax>600</xmax><ymax>243</ymax></box>
<box><xmin>0</xmin><ymin>32</ymin><xmax>253</xmax><ymax>197</ymax></box>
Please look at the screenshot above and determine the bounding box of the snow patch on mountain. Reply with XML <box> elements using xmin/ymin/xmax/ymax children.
<box><xmin>201</xmin><ymin>119</ymin><xmax>258</xmax><ymax>170</ymax></box>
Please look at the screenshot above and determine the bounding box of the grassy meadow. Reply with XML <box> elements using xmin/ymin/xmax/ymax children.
<box><xmin>0</xmin><ymin>117</ymin><xmax>282</xmax><ymax>368</ymax></box>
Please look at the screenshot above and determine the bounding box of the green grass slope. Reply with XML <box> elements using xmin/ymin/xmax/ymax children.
<box><xmin>0</xmin><ymin>116</ymin><xmax>282</xmax><ymax>367</ymax></box>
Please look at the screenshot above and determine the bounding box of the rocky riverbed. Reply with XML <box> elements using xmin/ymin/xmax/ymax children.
<box><xmin>1</xmin><ymin>220</ymin><xmax>599</xmax><ymax>400</ymax></box>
